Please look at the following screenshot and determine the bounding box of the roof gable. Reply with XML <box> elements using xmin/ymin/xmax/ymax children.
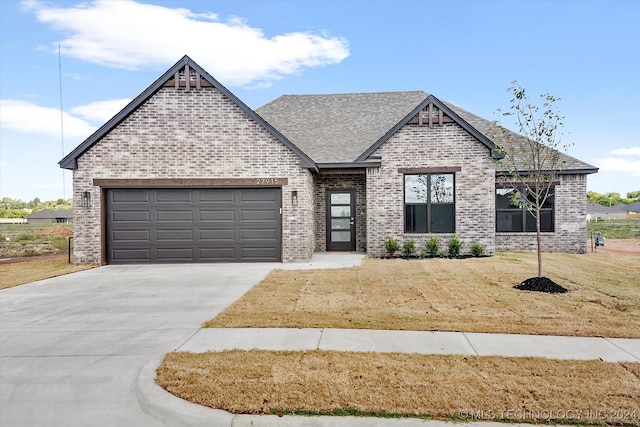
<box><xmin>59</xmin><ymin>56</ymin><xmax>316</xmax><ymax>170</ymax></box>
<box><xmin>355</xmin><ymin>95</ymin><xmax>500</xmax><ymax>162</ymax></box>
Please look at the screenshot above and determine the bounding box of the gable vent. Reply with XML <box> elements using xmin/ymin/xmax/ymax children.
<box><xmin>408</xmin><ymin>102</ymin><xmax>454</xmax><ymax>127</ymax></box>
<box><xmin>163</xmin><ymin>64</ymin><xmax>212</xmax><ymax>90</ymax></box>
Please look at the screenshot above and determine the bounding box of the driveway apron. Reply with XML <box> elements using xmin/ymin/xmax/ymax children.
<box><xmin>0</xmin><ymin>263</ymin><xmax>275</xmax><ymax>427</ymax></box>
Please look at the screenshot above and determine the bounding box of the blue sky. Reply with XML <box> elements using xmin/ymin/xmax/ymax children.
<box><xmin>1</xmin><ymin>0</ymin><xmax>639</xmax><ymax>202</ymax></box>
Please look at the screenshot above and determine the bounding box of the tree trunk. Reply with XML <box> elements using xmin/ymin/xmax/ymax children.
<box><xmin>536</xmin><ymin>206</ymin><xmax>542</xmax><ymax>277</ymax></box>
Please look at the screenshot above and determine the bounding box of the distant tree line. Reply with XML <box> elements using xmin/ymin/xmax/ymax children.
<box><xmin>0</xmin><ymin>197</ymin><xmax>73</xmax><ymax>218</ymax></box>
<box><xmin>587</xmin><ymin>191</ymin><xmax>640</xmax><ymax>206</ymax></box>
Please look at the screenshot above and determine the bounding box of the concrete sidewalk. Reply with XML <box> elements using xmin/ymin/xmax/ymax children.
<box><xmin>177</xmin><ymin>328</ymin><xmax>640</xmax><ymax>362</ymax></box>
<box><xmin>138</xmin><ymin>328</ymin><xmax>640</xmax><ymax>426</ymax></box>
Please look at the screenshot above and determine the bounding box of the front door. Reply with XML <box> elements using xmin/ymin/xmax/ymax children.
<box><xmin>326</xmin><ymin>190</ymin><xmax>356</xmax><ymax>251</ymax></box>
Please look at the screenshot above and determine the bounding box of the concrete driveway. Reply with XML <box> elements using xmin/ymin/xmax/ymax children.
<box><xmin>0</xmin><ymin>263</ymin><xmax>279</xmax><ymax>426</ymax></box>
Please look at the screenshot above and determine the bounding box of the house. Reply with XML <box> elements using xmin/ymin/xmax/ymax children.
<box><xmin>59</xmin><ymin>56</ymin><xmax>597</xmax><ymax>264</ymax></box>
<box><xmin>26</xmin><ymin>209</ymin><xmax>74</xmax><ymax>224</ymax></box>
<box><xmin>587</xmin><ymin>202</ymin><xmax>640</xmax><ymax>220</ymax></box>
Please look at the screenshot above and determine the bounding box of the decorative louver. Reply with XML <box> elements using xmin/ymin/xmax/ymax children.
<box><xmin>408</xmin><ymin>102</ymin><xmax>454</xmax><ymax>127</ymax></box>
<box><xmin>162</xmin><ymin>64</ymin><xmax>212</xmax><ymax>90</ymax></box>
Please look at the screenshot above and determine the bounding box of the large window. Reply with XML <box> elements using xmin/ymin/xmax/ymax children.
<box><xmin>496</xmin><ymin>187</ymin><xmax>554</xmax><ymax>232</ymax></box>
<box><xmin>405</xmin><ymin>173</ymin><xmax>455</xmax><ymax>233</ymax></box>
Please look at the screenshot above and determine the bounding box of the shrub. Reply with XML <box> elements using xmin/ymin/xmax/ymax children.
<box><xmin>448</xmin><ymin>235</ymin><xmax>462</xmax><ymax>258</ymax></box>
<box><xmin>384</xmin><ymin>237</ymin><xmax>400</xmax><ymax>256</ymax></box>
<box><xmin>15</xmin><ymin>233</ymin><xmax>36</xmax><ymax>241</ymax></box>
<box><xmin>51</xmin><ymin>235</ymin><xmax>69</xmax><ymax>251</ymax></box>
<box><xmin>403</xmin><ymin>239</ymin><xmax>415</xmax><ymax>256</ymax></box>
<box><xmin>425</xmin><ymin>236</ymin><xmax>439</xmax><ymax>256</ymax></box>
<box><xmin>419</xmin><ymin>251</ymin><xmax>426</xmax><ymax>259</ymax></box>
<box><xmin>470</xmin><ymin>242</ymin><xmax>486</xmax><ymax>257</ymax></box>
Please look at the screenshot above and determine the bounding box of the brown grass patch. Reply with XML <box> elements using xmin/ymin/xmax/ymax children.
<box><xmin>0</xmin><ymin>257</ymin><xmax>95</xmax><ymax>289</ymax></box>
<box><xmin>205</xmin><ymin>251</ymin><xmax>640</xmax><ymax>338</ymax></box>
<box><xmin>157</xmin><ymin>350</ymin><xmax>640</xmax><ymax>424</ymax></box>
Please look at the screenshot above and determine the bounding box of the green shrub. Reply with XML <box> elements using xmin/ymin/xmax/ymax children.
<box><xmin>384</xmin><ymin>237</ymin><xmax>400</xmax><ymax>256</ymax></box>
<box><xmin>448</xmin><ymin>235</ymin><xmax>462</xmax><ymax>258</ymax></box>
<box><xmin>15</xmin><ymin>233</ymin><xmax>36</xmax><ymax>241</ymax></box>
<box><xmin>51</xmin><ymin>235</ymin><xmax>69</xmax><ymax>251</ymax></box>
<box><xmin>403</xmin><ymin>239</ymin><xmax>415</xmax><ymax>256</ymax></box>
<box><xmin>419</xmin><ymin>251</ymin><xmax>426</xmax><ymax>259</ymax></box>
<box><xmin>425</xmin><ymin>236</ymin><xmax>439</xmax><ymax>256</ymax></box>
<box><xmin>470</xmin><ymin>242</ymin><xmax>486</xmax><ymax>257</ymax></box>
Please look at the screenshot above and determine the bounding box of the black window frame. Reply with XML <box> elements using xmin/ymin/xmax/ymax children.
<box><xmin>404</xmin><ymin>173</ymin><xmax>456</xmax><ymax>234</ymax></box>
<box><xmin>495</xmin><ymin>186</ymin><xmax>555</xmax><ymax>233</ymax></box>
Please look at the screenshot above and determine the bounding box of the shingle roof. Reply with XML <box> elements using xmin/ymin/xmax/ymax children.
<box><xmin>27</xmin><ymin>209</ymin><xmax>73</xmax><ymax>219</ymax></box>
<box><xmin>444</xmin><ymin>102</ymin><xmax>598</xmax><ymax>174</ymax></box>
<box><xmin>257</xmin><ymin>91</ymin><xmax>597</xmax><ymax>174</ymax></box>
<box><xmin>257</xmin><ymin>91</ymin><xmax>430</xmax><ymax>163</ymax></box>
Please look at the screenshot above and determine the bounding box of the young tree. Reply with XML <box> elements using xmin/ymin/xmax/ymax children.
<box><xmin>491</xmin><ymin>82</ymin><xmax>573</xmax><ymax>278</ymax></box>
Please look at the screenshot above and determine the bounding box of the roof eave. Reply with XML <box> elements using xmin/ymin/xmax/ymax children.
<box><xmin>496</xmin><ymin>167</ymin><xmax>599</xmax><ymax>176</ymax></box>
<box><xmin>315</xmin><ymin>161</ymin><xmax>381</xmax><ymax>169</ymax></box>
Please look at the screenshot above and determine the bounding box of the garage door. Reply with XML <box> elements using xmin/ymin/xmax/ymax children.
<box><xmin>105</xmin><ymin>188</ymin><xmax>281</xmax><ymax>264</ymax></box>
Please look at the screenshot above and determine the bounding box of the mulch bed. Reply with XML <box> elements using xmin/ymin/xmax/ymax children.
<box><xmin>514</xmin><ymin>276</ymin><xmax>568</xmax><ymax>293</ymax></box>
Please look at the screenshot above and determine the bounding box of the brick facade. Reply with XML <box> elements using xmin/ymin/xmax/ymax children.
<box><xmin>72</xmin><ymin>86</ymin><xmax>315</xmax><ymax>264</ymax></box>
<box><xmin>495</xmin><ymin>174</ymin><xmax>588</xmax><ymax>253</ymax></box>
<box><xmin>366</xmin><ymin>122</ymin><xmax>496</xmax><ymax>257</ymax></box>
<box><xmin>66</xmin><ymin>59</ymin><xmax>594</xmax><ymax>264</ymax></box>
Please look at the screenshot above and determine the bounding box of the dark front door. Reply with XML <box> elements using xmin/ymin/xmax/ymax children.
<box><xmin>326</xmin><ymin>190</ymin><xmax>356</xmax><ymax>251</ymax></box>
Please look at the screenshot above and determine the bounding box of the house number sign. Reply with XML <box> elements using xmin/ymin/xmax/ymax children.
<box><xmin>256</xmin><ymin>178</ymin><xmax>282</xmax><ymax>185</ymax></box>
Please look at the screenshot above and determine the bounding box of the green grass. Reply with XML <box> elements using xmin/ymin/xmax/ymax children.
<box><xmin>0</xmin><ymin>223</ymin><xmax>73</xmax><ymax>256</ymax></box>
<box><xmin>587</xmin><ymin>218</ymin><xmax>640</xmax><ymax>239</ymax></box>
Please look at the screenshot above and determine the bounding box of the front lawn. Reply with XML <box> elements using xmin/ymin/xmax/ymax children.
<box><xmin>206</xmin><ymin>250</ymin><xmax>640</xmax><ymax>338</ymax></box>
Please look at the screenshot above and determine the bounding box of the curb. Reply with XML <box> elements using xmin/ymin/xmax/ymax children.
<box><xmin>136</xmin><ymin>355</ymin><xmax>235</xmax><ymax>427</ymax></box>
<box><xmin>136</xmin><ymin>356</ymin><xmax>549</xmax><ymax>427</ymax></box>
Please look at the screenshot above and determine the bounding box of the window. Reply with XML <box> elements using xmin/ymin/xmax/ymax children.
<box><xmin>405</xmin><ymin>173</ymin><xmax>455</xmax><ymax>233</ymax></box>
<box><xmin>496</xmin><ymin>187</ymin><xmax>554</xmax><ymax>232</ymax></box>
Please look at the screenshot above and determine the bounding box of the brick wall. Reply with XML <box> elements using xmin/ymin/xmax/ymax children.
<box><xmin>314</xmin><ymin>174</ymin><xmax>366</xmax><ymax>252</ymax></box>
<box><xmin>72</xmin><ymin>86</ymin><xmax>314</xmax><ymax>264</ymax></box>
<box><xmin>495</xmin><ymin>174</ymin><xmax>588</xmax><ymax>253</ymax></box>
<box><xmin>366</xmin><ymin>122</ymin><xmax>496</xmax><ymax>257</ymax></box>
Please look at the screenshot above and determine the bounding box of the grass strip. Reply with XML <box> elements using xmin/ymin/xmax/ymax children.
<box><xmin>0</xmin><ymin>257</ymin><xmax>95</xmax><ymax>289</ymax></box>
<box><xmin>157</xmin><ymin>350</ymin><xmax>640</xmax><ymax>425</ymax></box>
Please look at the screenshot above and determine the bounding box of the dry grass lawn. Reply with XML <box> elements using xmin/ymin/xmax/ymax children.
<box><xmin>157</xmin><ymin>350</ymin><xmax>640</xmax><ymax>425</ymax></box>
<box><xmin>0</xmin><ymin>257</ymin><xmax>95</xmax><ymax>290</ymax></box>
<box><xmin>206</xmin><ymin>250</ymin><xmax>640</xmax><ymax>338</ymax></box>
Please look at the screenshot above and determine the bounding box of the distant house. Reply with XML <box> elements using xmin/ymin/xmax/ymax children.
<box><xmin>59</xmin><ymin>56</ymin><xmax>597</xmax><ymax>265</ymax></box>
<box><xmin>27</xmin><ymin>209</ymin><xmax>73</xmax><ymax>224</ymax></box>
<box><xmin>587</xmin><ymin>203</ymin><xmax>634</xmax><ymax>220</ymax></box>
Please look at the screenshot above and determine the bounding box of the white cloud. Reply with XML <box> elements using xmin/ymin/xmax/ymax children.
<box><xmin>70</xmin><ymin>99</ymin><xmax>131</xmax><ymax>123</ymax></box>
<box><xmin>593</xmin><ymin>146</ymin><xmax>640</xmax><ymax>177</ymax></box>
<box><xmin>611</xmin><ymin>147</ymin><xmax>640</xmax><ymax>156</ymax></box>
<box><xmin>0</xmin><ymin>99</ymin><xmax>96</xmax><ymax>139</ymax></box>
<box><xmin>23</xmin><ymin>0</ymin><xmax>350</xmax><ymax>87</ymax></box>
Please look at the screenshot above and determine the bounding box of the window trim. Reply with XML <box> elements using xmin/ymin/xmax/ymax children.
<box><xmin>404</xmin><ymin>172</ymin><xmax>456</xmax><ymax>234</ymax></box>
